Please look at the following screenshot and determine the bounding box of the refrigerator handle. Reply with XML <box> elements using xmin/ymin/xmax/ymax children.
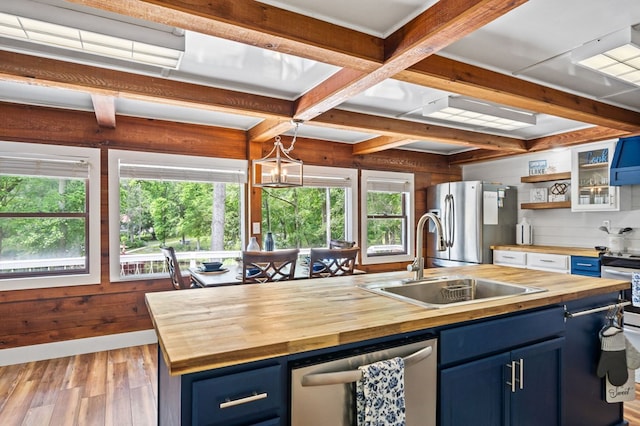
<box><xmin>448</xmin><ymin>194</ymin><xmax>455</xmax><ymax>247</ymax></box>
<box><xmin>444</xmin><ymin>194</ymin><xmax>454</xmax><ymax>248</ymax></box>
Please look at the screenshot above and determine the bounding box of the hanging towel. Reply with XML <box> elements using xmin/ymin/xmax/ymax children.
<box><xmin>356</xmin><ymin>357</ymin><xmax>406</xmax><ymax>426</ymax></box>
<box><xmin>633</xmin><ymin>272</ymin><xmax>640</xmax><ymax>307</ymax></box>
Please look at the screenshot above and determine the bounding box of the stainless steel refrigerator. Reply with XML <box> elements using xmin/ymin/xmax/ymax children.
<box><xmin>426</xmin><ymin>181</ymin><xmax>516</xmax><ymax>267</ymax></box>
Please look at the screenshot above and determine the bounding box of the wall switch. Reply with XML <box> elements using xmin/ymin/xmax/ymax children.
<box><xmin>252</xmin><ymin>222</ymin><xmax>261</xmax><ymax>234</ymax></box>
<box><xmin>602</xmin><ymin>220</ymin><xmax>611</xmax><ymax>230</ymax></box>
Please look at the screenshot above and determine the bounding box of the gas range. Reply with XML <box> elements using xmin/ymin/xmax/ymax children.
<box><xmin>600</xmin><ymin>251</ymin><xmax>640</xmax><ymax>328</ymax></box>
<box><xmin>601</xmin><ymin>252</ymin><xmax>640</xmax><ymax>269</ymax></box>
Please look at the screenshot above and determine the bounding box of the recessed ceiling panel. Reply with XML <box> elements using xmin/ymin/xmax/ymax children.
<box><xmin>116</xmin><ymin>98</ymin><xmax>262</xmax><ymax>130</ymax></box>
<box><xmin>341</xmin><ymin>79</ymin><xmax>448</xmax><ymax>117</ymax></box>
<box><xmin>255</xmin><ymin>0</ymin><xmax>439</xmax><ymax>37</ymax></box>
<box><xmin>401</xmin><ymin>140</ymin><xmax>474</xmax><ymax>155</ymax></box>
<box><xmin>0</xmin><ymin>80</ymin><xmax>93</xmax><ymax>111</ymax></box>
<box><xmin>172</xmin><ymin>32</ymin><xmax>340</xmax><ymax>100</ymax></box>
<box><xmin>283</xmin><ymin>123</ymin><xmax>375</xmax><ymax>144</ymax></box>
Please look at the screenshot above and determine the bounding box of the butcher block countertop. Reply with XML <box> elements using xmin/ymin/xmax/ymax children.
<box><xmin>491</xmin><ymin>244</ymin><xmax>602</xmax><ymax>257</ymax></box>
<box><xmin>145</xmin><ymin>264</ymin><xmax>628</xmax><ymax>376</ymax></box>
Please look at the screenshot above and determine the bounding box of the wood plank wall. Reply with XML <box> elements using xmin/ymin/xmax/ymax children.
<box><xmin>0</xmin><ymin>102</ymin><xmax>461</xmax><ymax>349</ymax></box>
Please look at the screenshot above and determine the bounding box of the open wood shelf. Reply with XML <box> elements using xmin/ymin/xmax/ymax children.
<box><xmin>520</xmin><ymin>172</ymin><xmax>571</xmax><ymax>183</ymax></box>
<box><xmin>521</xmin><ymin>201</ymin><xmax>571</xmax><ymax>210</ymax></box>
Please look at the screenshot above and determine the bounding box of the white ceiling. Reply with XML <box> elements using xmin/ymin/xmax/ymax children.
<box><xmin>1</xmin><ymin>0</ymin><xmax>639</xmax><ymax>155</ymax></box>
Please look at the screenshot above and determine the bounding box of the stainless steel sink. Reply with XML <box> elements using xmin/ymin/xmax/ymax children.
<box><xmin>360</xmin><ymin>276</ymin><xmax>546</xmax><ymax>308</ymax></box>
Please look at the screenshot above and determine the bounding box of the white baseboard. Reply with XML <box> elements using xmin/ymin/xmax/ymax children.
<box><xmin>0</xmin><ymin>329</ymin><xmax>158</xmax><ymax>366</ymax></box>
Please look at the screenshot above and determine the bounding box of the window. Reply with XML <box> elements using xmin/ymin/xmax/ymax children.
<box><xmin>360</xmin><ymin>170</ymin><xmax>414</xmax><ymax>265</ymax></box>
<box><xmin>108</xmin><ymin>150</ymin><xmax>247</xmax><ymax>281</ymax></box>
<box><xmin>260</xmin><ymin>165</ymin><xmax>357</xmax><ymax>251</ymax></box>
<box><xmin>0</xmin><ymin>142</ymin><xmax>100</xmax><ymax>290</ymax></box>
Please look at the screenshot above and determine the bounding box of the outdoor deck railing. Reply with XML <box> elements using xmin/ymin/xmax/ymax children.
<box><xmin>1</xmin><ymin>248</ymin><xmax>315</xmax><ymax>278</ymax></box>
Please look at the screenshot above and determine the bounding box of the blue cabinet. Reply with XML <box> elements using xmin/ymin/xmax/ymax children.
<box><xmin>158</xmin><ymin>353</ymin><xmax>286</xmax><ymax>426</ymax></box>
<box><xmin>563</xmin><ymin>293</ymin><xmax>625</xmax><ymax>425</ymax></box>
<box><xmin>441</xmin><ymin>337</ymin><xmax>564</xmax><ymax>426</ymax></box>
<box><xmin>439</xmin><ymin>307</ymin><xmax>565</xmax><ymax>426</ymax></box>
<box><xmin>571</xmin><ymin>256</ymin><xmax>601</xmax><ymax>277</ymax></box>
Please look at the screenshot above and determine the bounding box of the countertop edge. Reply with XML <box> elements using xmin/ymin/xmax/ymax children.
<box><xmin>491</xmin><ymin>244</ymin><xmax>602</xmax><ymax>257</ymax></box>
<box><xmin>146</xmin><ymin>266</ymin><xmax>629</xmax><ymax>376</ymax></box>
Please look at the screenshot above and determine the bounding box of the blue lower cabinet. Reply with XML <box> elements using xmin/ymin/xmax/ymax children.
<box><xmin>192</xmin><ymin>365</ymin><xmax>282</xmax><ymax>426</ymax></box>
<box><xmin>440</xmin><ymin>351</ymin><xmax>510</xmax><ymax>425</ymax></box>
<box><xmin>440</xmin><ymin>337</ymin><xmax>564</xmax><ymax>426</ymax></box>
<box><xmin>509</xmin><ymin>338</ymin><xmax>564</xmax><ymax>426</ymax></box>
<box><xmin>571</xmin><ymin>256</ymin><xmax>601</xmax><ymax>277</ymax></box>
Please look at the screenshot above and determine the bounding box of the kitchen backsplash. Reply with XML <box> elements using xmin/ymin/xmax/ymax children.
<box><xmin>462</xmin><ymin>142</ymin><xmax>639</xmax><ymax>252</ymax></box>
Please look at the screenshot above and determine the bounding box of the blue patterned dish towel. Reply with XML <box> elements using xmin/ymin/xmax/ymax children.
<box><xmin>633</xmin><ymin>272</ymin><xmax>640</xmax><ymax>307</ymax></box>
<box><xmin>356</xmin><ymin>357</ymin><xmax>406</xmax><ymax>426</ymax></box>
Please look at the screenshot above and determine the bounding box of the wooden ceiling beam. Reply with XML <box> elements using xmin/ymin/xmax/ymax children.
<box><xmin>294</xmin><ymin>0</ymin><xmax>528</xmax><ymax>120</ymax></box>
<box><xmin>448</xmin><ymin>149</ymin><xmax>513</xmax><ymax>164</ymax></box>
<box><xmin>90</xmin><ymin>94</ymin><xmax>116</xmax><ymax>128</ymax></box>
<box><xmin>0</xmin><ymin>50</ymin><xmax>530</xmax><ymax>152</ymax></box>
<box><xmin>247</xmin><ymin>119</ymin><xmax>294</xmax><ymax>143</ymax></box>
<box><xmin>448</xmin><ymin>126</ymin><xmax>631</xmax><ymax>164</ymax></box>
<box><xmin>353</xmin><ymin>136</ymin><xmax>417</xmax><ymax>156</ymax></box>
<box><xmin>59</xmin><ymin>0</ymin><xmax>640</xmax><ymax>158</ymax></box>
<box><xmin>397</xmin><ymin>55</ymin><xmax>640</xmax><ymax>133</ymax></box>
<box><xmin>63</xmin><ymin>0</ymin><xmax>383</xmax><ymax>71</ymax></box>
<box><xmin>315</xmin><ymin>109</ymin><xmax>527</xmax><ymax>152</ymax></box>
<box><xmin>526</xmin><ymin>126</ymin><xmax>630</xmax><ymax>152</ymax></box>
<box><xmin>0</xmin><ymin>51</ymin><xmax>293</xmax><ymax>120</ymax></box>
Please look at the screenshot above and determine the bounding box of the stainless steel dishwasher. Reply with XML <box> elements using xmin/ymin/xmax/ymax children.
<box><xmin>290</xmin><ymin>336</ymin><xmax>437</xmax><ymax>426</ymax></box>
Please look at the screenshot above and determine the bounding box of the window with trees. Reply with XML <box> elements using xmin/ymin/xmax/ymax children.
<box><xmin>260</xmin><ymin>165</ymin><xmax>357</xmax><ymax>250</ymax></box>
<box><xmin>108</xmin><ymin>150</ymin><xmax>247</xmax><ymax>281</ymax></box>
<box><xmin>0</xmin><ymin>142</ymin><xmax>101</xmax><ymax>290</ymax></box>
<box><xmin>360</xmin><ymin>170</ymin><xmax>414</xmax><ymax>265</ymax></box>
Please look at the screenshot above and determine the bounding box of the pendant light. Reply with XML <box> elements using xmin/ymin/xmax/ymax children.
<box><xmin>253</xmin><ymin>120</ymin><xmax>303</xmax><ymax>188</ymax></box>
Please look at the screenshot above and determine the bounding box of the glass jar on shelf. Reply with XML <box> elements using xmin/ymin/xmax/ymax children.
<box><xmin>571</xmin><ymin>141</ymin><xmax>623</xmax><ymax>212</ymax></box>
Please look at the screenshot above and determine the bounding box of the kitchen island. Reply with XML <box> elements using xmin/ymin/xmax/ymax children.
<box><xmin>145</xmin><ymin>264</ymin><xmax>631</xmax><ymax>425</ymax></box>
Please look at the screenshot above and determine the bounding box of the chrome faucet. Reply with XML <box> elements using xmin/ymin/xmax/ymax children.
<box><xmin>407</xmin><ymin>212</ymin><xmax>446</xmax><ymax>281</ymax></box>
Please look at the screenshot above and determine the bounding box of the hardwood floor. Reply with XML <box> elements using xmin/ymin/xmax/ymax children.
<box><xmin>627</xmin><ymin>384</ymin><xmax>640</xmax><ymax>426</ymax></box>
<box><xmin>0</xmin><ymin>344</ymin><xmax>157</xmax><ymax>426</ymax></box>
<box><xmin>1</xmin><ymin>343</ymin><xmax>640</xmax><ymax>425</ymax></box>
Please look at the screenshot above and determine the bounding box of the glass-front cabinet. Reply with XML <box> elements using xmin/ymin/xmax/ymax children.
<box><xmin>571</xmin><ymin>141</ymin><xmax>621</xmax><ymax>211</ymax></box>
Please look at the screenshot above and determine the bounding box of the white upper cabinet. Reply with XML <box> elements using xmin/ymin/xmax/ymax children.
<box><xmin>571</xmin><ymin>141</ymin><xmax>627</xmax><ymax>212</ymax></box>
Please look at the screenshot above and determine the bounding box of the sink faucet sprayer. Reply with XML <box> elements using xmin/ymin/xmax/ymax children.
<box><xmin>407</xmin><ymin>212</ymin><xmax>446</xmax><ymax>281</ymax></box>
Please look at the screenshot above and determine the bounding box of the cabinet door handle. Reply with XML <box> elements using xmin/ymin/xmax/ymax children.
<box><xmin>518</xmin><ymin>358</ymin><xmax>524</xmax><ymax>390</ymax></box>
<box><xmin>506</xmin><ymin>359</ymin><xmax>524</xmax><ymax>392</ymax></box>
<box><xmin>507</xmin><ymin>361</ymin><xmax>516</xmax><ymax>393</ymax></box>
<box><xmin>219</xmin><ymin>392</ymin><xmax>268</xmax><ymax>409</ymax></box>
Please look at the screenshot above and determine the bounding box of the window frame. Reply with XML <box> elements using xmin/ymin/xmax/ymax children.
<box><xmin>0</xmin><ymin>141</ymin><xmax>101</xmax><ymax>291</ymax></box>
<box><xmin>360</xmin><ymin>170</ymin><xmax>415</xmax><ymax>265</ymax></box>
<box><xmin>259</xmin><ymin>165</ymin><xmax>358</xmax><ymax>251</ymax></box>
<box><xmin>108</xmin><ymin>149</ymin><xmax>247</xmax><ymax>282</ymax></box>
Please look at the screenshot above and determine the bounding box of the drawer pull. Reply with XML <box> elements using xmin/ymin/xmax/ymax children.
<box><xmin>540</xmin><ymin>259</ymin><xmax>554</xmax><ymax>263</ymax></box>
<box><xmin>219</xmin><ymin>392</ymin><xmax>268</xmax><ymax>409</ymax></box>
<box><xmin>576</xmin><ymin>263</ymin><xmax>593</xmax><ymax>267</ymax></box>
<box><xmin>503</xmin><ymin>255</ymin><xmax>516</xmax><ymax>259</ymax></box>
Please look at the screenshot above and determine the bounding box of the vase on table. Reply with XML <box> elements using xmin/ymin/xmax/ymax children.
<box><xmin>246</xmin><ymin>236</ymin><xmax>260</xmax><ymax>251</ymax></box>
<box><xmin>265</xmin><ymin>232</ymin><xmax>275</xmax><ymax>251</ymax></box>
